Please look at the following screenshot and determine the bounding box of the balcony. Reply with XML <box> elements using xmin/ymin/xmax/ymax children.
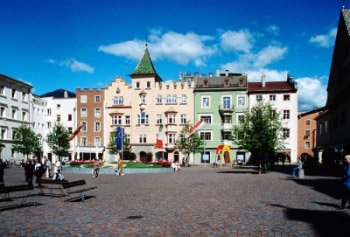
<box><xmin>221</xmin><ymin>123</ymin><xmax>232</xmax><ymax>131</ymax></box>
<box><xmin>219</xmin><ymin>105</ymin><xmax>234</xmax><ymax>115</ymax></box>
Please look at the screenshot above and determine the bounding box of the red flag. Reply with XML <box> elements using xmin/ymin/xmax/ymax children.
<box><xmin>69</xmin><ymin>125</ymin><xmax>83</xmax><ymax>141</ymax></box>
<box><xmin>186</xmin><ymin>120</ymin><xmax>205</xmax><ymax>138</ymax></box>
<box><xmin>155</xmin><ymin>124</ymin><xmax>164</xmax><ymax>148</ymax></box>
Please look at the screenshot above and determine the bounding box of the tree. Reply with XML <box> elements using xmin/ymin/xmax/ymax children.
<box><xmin>106</xmin><ymin>131</ymin><xmax>117</xmax><ymax>154</ymax></box>
<box><xmin>46</xmin><ymin>122</ymin><xmax>70</xmax><ymax>160</ymax></box>
<box><xmin>231</xmin><ymin>100</ymin><xmax>285</xmax><ymax>168</ymax></box>
<box><xmin>175</xmin><ymin>121</ymin><xmax>204</xmax><ymax>158</ymax></box>
<box><xmin>12</xmin><ymin>124</ymin><xmax>41</xmax><ymax>159</ymax></box>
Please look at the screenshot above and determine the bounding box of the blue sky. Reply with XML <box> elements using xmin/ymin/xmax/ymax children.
<box><xmin>0</xmin><ymin>0</ymin><xmax>343</xmax><ymax>111</ymax></box>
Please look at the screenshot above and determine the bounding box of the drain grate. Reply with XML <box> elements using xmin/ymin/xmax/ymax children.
<box><xmin>127</xmin><ymin>215</ymin><xmax>144</xmax><ymax>219</ymax></box>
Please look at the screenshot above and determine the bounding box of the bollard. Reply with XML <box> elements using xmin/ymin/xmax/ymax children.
<box><xmin>298</xmin><ymin>169</ymin><xmax>304</xmax><ymax>179</ymax></box>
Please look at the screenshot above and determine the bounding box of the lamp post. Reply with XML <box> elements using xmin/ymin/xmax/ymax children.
<box><xmin>89</xmin><ymin>143</ymin><xmax>92</xmax><ymax>160</ymax></box>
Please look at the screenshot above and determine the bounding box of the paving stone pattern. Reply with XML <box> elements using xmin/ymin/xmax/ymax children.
<box><xmin>0</xmin><ymin>166</ymin><xmax>349</xmax><ymax>236</ymax></box>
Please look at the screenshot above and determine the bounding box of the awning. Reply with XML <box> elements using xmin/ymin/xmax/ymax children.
<box><xmin>74</xmin><ymin>146</ymin><xmax>105</xmax><ymax>153</ymax></box>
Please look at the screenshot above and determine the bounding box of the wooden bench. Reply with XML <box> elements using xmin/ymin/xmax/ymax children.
<box><xmin>0</xmin><ymin>184</ymin><xmax>38</xmax><ymax>211</ymax></box>
<box><xmin>39</xmin><ymin>179</ymin><xmax>68</xmax><ymax>197</ymax></box>
<box><xmin>62</xmin><ymin>180</ymin><xmax>97</xmax><ymax>202</ymax></box>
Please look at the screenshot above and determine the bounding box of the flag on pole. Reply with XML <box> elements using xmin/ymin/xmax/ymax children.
<box><xmin>155</xmin><ymin>124</ymin><xmax>164</xmax><ymax>148</ymax></box>
<box><xmin>186</xmin><ymin>120</ymin><xmax>205</xmax><ymax>138</ymax></box>
<box><xmin>69</xmin><ymin>125</ymin><xmax>83</xmax><ymax>141</ymax></box>
<box><xmin>116</xmin><ymin>127</ymin><xmax>124</xmax><ymax>151</ymax></box>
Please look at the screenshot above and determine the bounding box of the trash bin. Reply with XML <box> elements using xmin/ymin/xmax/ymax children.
<box><xmin>298</xmin><ymin>169</ymin><xmax>304</xmax><ymax>179</ymax></box>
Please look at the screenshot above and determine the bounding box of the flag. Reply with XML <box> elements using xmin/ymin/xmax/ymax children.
<box><xmin>155</xmin><ymin>124</ymin><xmax>164</xmax><ymax>148</ymax></box>
<box><xmin>69</xmin><ymin>125</ymin><xmax>83</xmax><ymax>141</ymax></box>
<box><xmin>186</xmin><ymin>120</ymin><xmax>205</xmax><ymax>138</ymax></box>
<box><xmin>116</xmin><ymin>127</ymin><xmax>124</xmax><ymax>150</ymax></box>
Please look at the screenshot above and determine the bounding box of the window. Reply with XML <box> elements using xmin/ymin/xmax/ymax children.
<box><xmin>0</xmin><ymin>107</ymin><xmax>5</xmax><ymax>117</ymax></box>
<box><xmin>22</xmin><ymin>111</ymin><xmax>27</xmax><ymax>121</ymax></box>
<box><xmin>156</xmin><ymin>114</ymin><xmax>162</xmax><ymax>124</ymax></box>
<box><xmin>137</xmin><ymin>112</ymin><xmax>149</xmax><ymax>124</ymax></box>
<box><xmin>140</xmin><ymin>95</ymin><xmax>146</xmax><ymax>104</ymax></box>
<box><xmin>202</xmin><ymin>96</ymin><xmax>210</xmax><ymax>108</ymax></box>
<box><xmin>81</xmin><ymin>137</ymin><xmax>87</xmax><ymax>146</ymax></box>
<box><xmin>180</xmin><ymin>94</ymin><xmax>187</xmax><ymax>104</ymax></box>
<box><xmin>305</xmin><ymin>120</ymin><xmax>311</xmax><ymax>125</ymax></box>
<box><xmin>95</xmin><ymin>108</ymin><xmax>101</xmax><ymax>118</ymax></box>
<box><xmin>167</xmin><ymin>114</ymin><xmax>175</xmax><ymax>124</ymax></box>
<box><xmin>223</xmin><ymin>115</ymin><xmax>232</xmax><ymax>124</ymax></box>
<box><xmin>95</xmin><ymin>122</ymin><xmax>101</xmax><ymax>132</ymax></box>
<box><xmin>82</xmin><ymin>122</ymin><xmax>87</xmax><ymax>132</ymax></box>
<box><xmin>68</xmin><ymin>127</ymin><xmax>73</xmax><ymax>134</ymax></box>
<box><xmin>305</xmin><ymin>142</ymin><xmax>310</xmax><ymax>149</ymax></box>
<box><xmin>168</xmin><ymin>134</ymin><xmax>176</xmax><ymax>144</ymax></box>
<box><xmin>166</xmin><ymin>95</ymin><xmax>177</xmax><ymax>104</ymax></box>
<box><xmin>199</xmin><ymin>131</ymin><xmax>212</xmax><ymax>141</ymax></box>
<box><xmin>238</xmin><ymin>96</ymin><xmax>245</xmax><ymax>107</ymax></box>
<box><xmin>0</xmin><ymin>86</ymin><xmax>4</xmax><ymax>95</ymax></box>
<box><xmin>269</xmin><ymin>95</ymin><xmax>276</xmax><ymax>101</ymax></box>
<box><xmin>57</xmin><ymin>114</ymin><xmax>61</xmax><ymax>122</ymax></box>
<box><xmin>68</xmin><ymin>114</ymin><xmax>72</xmax><ymax>121</ymax></box>
<box><xmin>180</xmin><ymin>114</ymin><xmax>186</xmax><ymax>124</ymax></box>
<box><xmin>156</xmin><ymin>95</ymin><xmax>162</xmax><ymax>104</ymax></box>
<box><xmin>125</xmin><ymin>115</ymin><xmax>130</xmax><ymax>125</ymax></box>
<box><xmin>238</xmin><ymin>115</ymin><xmax>244</xmax><ymax>124</ymax></box>
<box><xmin>12</xmin><ymin>109</ymin><xmax>16</xmax><ymax>119</ymax></box>
<box><xmin>47</xmin><ymin>122</ymin><xmax>52</xmax><ymax>129</ymax></box>
<box><xmin>222</xmin><ymin>131</ymin><xmax>231</xmax><ymax>140</ymax></box>
<box><xmin>146</xmin><ymin>81</ymin><xmax>151</xmax><ymax>88</ymax></box>
<box><xmin>47</xmin><ymin>109</ymin><xmax>51</xmax><ymax>116</ymax></box>
<box><xmin>283</xmin><ymin>128</ymin><xmax>290</xmax><ymax>138</ymax></box>
<box><xmin>200</xmin><ymin>115</ymin><xmax>212</xmax><ymax>124</ymax></box>
<box><xmin>95</xmin><ymin>95</ymin><xmax>101</xmax><ymax>103</ymax></box>
<box><xmin>223</xmin><ymin>96</ymin><xmax>231</xmax><ymax>109</ymax></box>
<box><xmin>139</xmin><ymin>134</ymin><xmax>146</xmax><ymax>143</ymax></box>
<box><xmin>113</xmin><ymin>96</ymin><xmax>124</xmax><ymax>105</ymax></box>
<box><xmin>1</xmin><ymin>127</ymin><xmax>6</xmax><ymax>139</ymax></box>
<box><xmin>136</xmin><ymin>82</ymin><xmax>140</xmax><ymax>89</ymax></box>
<box><xmin>95</xmin><ymin>137</ymin><xmax>101</xmax><ymax>146</ymax></box>
<box><xmin>12</xmin><ymin>89</ymin><xmax>16</xmax><ymax>99</ymax></box>
<box><xmin>112</xmin><ymin>115</ymin><xmax>122</xmax><ymax>125</ymax></box>
<box><xmin>283</xmin><ymin>95</ymin><xmax>290</xmax><ymax>101</ymax></box>
<box><xmin>57</xmin><ymin>104</ymin><xmax>61</xmax><ymax>109</ymax></box>
<box><xmin>22</xmin><ymin>92</ymin><xmax>27</xmax><ymax>101</ymax></box>
<box><xmin>325</xmin><ymin>120</ymin><xmax>328</xmax><ymax>133</ymax></box>
<box><xmin>304</xmin><ymin>130</ymin><xmax>310</xmax><ymax>138</ymax></box>
<box><xmin>80</xmin><ymin>95</ymin><xmax>87</xmax><ymax>103</ymax></box>
<box><xmin>81</xmin><ymin>108</ymin><xmax>87</xmax><ymax>117</ymax></box>
<box><xmin>256</xmin><ymin>95</ymin><xmax>262</xmax><ymax>101</ymax></box>
<box><xmin>319</xmin><ymin>123</ymin><xmax>323</xmax><ymax>135</ymax></box>
<box><xmin>283</xmin><ymin>110</ymin><xmax>290</xmax><ymax>119</ymax></box>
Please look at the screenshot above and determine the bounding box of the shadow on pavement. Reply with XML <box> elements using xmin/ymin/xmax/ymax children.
<box><xmin>292</xmin><ymin>178</ymin><xmax>342</xmax><ymax>199</ymax></box>
<box><xmin>271</xmin><ymin>204</ymin><xmax>350</xmax><ymax>237</ymax></box>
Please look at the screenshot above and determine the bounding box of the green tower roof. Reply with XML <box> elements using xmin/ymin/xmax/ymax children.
<box><xmin>131</xmin><ymin>47</ymin><xmax>162</xmax><ymax>81</ymax></box>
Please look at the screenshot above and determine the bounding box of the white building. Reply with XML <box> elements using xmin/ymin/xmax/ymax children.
<box><xmin>248</xmin><ymin>74</ymin><xmax>298</xmax><ymax>163</ymax></box>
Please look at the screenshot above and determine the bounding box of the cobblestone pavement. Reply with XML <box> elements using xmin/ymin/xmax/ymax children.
<box><xmin>0</xmin><ymin>166</ymin><xmax>349</xmax><ymax>236</ymax></box>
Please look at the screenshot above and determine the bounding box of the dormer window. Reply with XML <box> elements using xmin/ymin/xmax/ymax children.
<box><xmin>203</xmin><ymin>78</ymin><xmax>209</xmax><ymax>87</ymax></box>
<box><xmin>224</xmin><ymin>77</ymin><xmax>230</xmax><ymax>87</ymax></box>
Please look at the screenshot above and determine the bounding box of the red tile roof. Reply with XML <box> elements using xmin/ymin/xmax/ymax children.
<box><xmin>248</xmin><ymin>81</ymin><xmax>296</xmax><ymax>93</ymax></box>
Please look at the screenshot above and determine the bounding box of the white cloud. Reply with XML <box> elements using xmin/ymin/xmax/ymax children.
<box><xmin>220</xmin><ymin>30</ymin><xmax>254</xmax><ymax>53</ymax></box>
<box><xmin>253</xmin><ymin>45</ymin><xmax>288</xmax><ymax>68</ymax></box>
<box><xmin>98</xmin><ymin>31</ymin><xmax>216</xmax><ymax>66</ymax></box>
<box><xmin>309</xmin><ymin>28</ymin><xmax>337</xmax><ymax>48</ymax></box>
<box><xmin>296</xmin><ymin>77</ymin><xmax>327</xmax><ymax>111</ymax></box>
<box><xmin>48</xmin><ymin>58</ymin><xmax>94</xmax><ymax>73</ymax></box>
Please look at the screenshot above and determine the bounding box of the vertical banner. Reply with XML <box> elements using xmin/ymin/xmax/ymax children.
<box><xmin>116</xmin><ymin>127</ymin><xmax>124</xmax><ymax>151</ymax></box>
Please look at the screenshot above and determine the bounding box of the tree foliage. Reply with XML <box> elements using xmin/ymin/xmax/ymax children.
<box><xmin>12</xmin><ymin>124</ymin><xmax>41</xmax><ymax>158</ymax></box>
<box><xmin>46</xmin><ymin>122</ymin><xmax>70</xmax><ymax>159</ymax></box>
<box><xmin>231</xmin><ymin>101</ymin><xmax>285</xmax><ymax>164</ymax></box>
<box><xmin>175</xmin><ymin>121</ymin><xmax>204</xmax><ymax>155</ymax></box>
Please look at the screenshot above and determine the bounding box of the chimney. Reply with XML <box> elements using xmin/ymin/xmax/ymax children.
<box><xmin>64</xmin><ymin>91</ymin><xmax>68</xmax><ymax>98</ymax></box>
<box><xmin>261</xmin><ymin>74</ymin><xmax>266</xmax><ymax>87</ymax></box>
<box><xmin>225</xmin><ymin>70</ymin><xmax>229</xmax><ymax>77</ymax></box>
<box><xmin>216</xmin><ymin>69</ymin><xmax>220</xmax><ymax>77</ymax></box>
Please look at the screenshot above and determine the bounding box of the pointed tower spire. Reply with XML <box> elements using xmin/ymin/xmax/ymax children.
<box><xmin>130</xmin><ymin>47</ymin><xmax>162</xmax><ymax>82</ymax></box>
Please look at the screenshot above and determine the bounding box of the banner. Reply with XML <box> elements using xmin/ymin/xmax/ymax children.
<box><xmin>116</xmin><ymin>127</ymin><xmax>124</xmax><ymax>151</ymax></box>
<box><xmin>186</xmin><ymin>120</ymin><xmax>205</xmax><ymax>138</ymax></box>
<box><xmin>155</xmin><ymin>124</ymin><xmax>164</xmax><ymax>148</ymax></box>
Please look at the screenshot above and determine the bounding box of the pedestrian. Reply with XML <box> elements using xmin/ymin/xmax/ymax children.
<box><xmin>172</xmin><ymin>160</ymin><xmax>181</xmax><ymax>172</ymax></box>
<box><xmin>24</xmin><ymin>158</ymin><xmax>35</xmax><ymax>187</ymax></box>
<box><xmin>291</xmin><ymin>157</ymin><xmax>303</xmax><ymax>178</ymax></box>
<box><xmin>52</xmin><ymin>159</ymin><xmax>62</xmax><ymax>180</ymax></box>
<box><xmin>117</xmin><ymin>158</ymin><xmax>124</xmax><ymax>176</ymax></box>
<box><xmin>33</xmin><ymin>156</ymin><xmax>44</xmax><ymax>187</ymax></box>
<box><xmin>44</xmin><ymin>157</ymin><xmax>51</xmax><ymax>178</ymax></box>
<box><xmin>338</xmin><ymin>154</ymin><xmax>350</xmax><ymax>210</ymax></box>
<box><xmin>0</xmin><ymin>158</ymin><xmax>5</xmax><ymax>186</ymax></box>
<box><xmin>93</xmin><ymin>158</ymin><xmax>100</xmax><ymax>178</ymax></box>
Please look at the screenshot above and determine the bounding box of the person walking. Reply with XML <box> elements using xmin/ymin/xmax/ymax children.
<box><xmin>117</xmin><ymin>158</ymin><xmax>124</xmax><ymax>176</ymax></box>
<box><xmin>93</xmin><ymin>158</ymin><xmax>100</xmax><ymax>178</ymax></box>
<box><xmin>24</xmin><ymin>158</ymin><xmax>35</xmax><ymax>187</ymax></box>
<box><xmin>52</xmin><ymin>159</ymin><xmax>62</xmax><ymax>180</ymax></box>
<box><xmin>44</xmin><ymin>157</ymin><xmax>51</xmax><ymax>178</ymax></box>
<box><xmin>338</xmin><ymin>154</ymin><xmax>350</xmax><ymax>210</ymax></box>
